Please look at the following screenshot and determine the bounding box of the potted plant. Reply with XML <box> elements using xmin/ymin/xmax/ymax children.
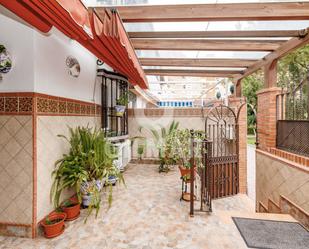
<box><xmin>51</xmin><ymin>126</ymin><xmax>124</xmax><ymax>222</ymax></box>
<box><xmin>40</xmin><ymin>212</ymin><xmax>66</xmax><ymax>238</ymax></box>
<box><xmin>138</xmin><ymin>121</ymin><xmax>179</xmax><ymax>173</ymax></box>
<box><xmin>137</xmin><ymin>140</ymin><xmax>146</xmax><ymax>160</ymax></box>
<box><xmin>115</xmin><ymin>92</ymin><xmax>129</xmax><ymax>117</ymax></box>
<box><xmin>61</xmin><ymin>199</ymin><xmax>80</xmax><ymax>221</ymax></box>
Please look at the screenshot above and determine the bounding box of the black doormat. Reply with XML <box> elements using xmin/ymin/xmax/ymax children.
<box><xmin>232</xmin><ymin>217</ymin><xmax>309</xmax><ymax>249</ymax></box>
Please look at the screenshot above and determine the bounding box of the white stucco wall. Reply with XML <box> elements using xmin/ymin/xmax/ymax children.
<box><xmin>0</xmin><ymin>11</ymin><xmax>35</xmax><ymax>92</ymax></box>
<box><xmin>33</xmin><ymin>29</ymin><xmax>101</xmax><ymax>104</ymax></box>
<box><xmin>0</xmin><ymin>10</ymin><xmax>107</xmax><ymax>104</ymax></box>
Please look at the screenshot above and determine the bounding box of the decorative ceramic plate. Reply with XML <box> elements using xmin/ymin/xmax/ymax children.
<box><xmin>0</xmin><ymin>45</ymin><xmax>12</xmax><ymax>74</ymax></box>
<box><xmin>66</xmin><ymin>56</ymin><xmax>80</xmax><ymax>78</ymax></box>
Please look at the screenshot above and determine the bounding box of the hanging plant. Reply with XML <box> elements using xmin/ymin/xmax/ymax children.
<box><xmin>0</xmin><ymin>45</ymin><xmax>12</xmax><ymax>74</ymax></box>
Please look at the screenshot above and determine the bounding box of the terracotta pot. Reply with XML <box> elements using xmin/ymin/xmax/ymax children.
<box><xmin>40</xmin><ymin>213</ymin><xmax>66</xmax><ymax>238</ymax></box>
<box><xmin>62</xmin><ymin>202</ymin><xmax>80</xmax><ymax>221</ymax></box>
<box><xmin>178</xmin><ymin>166</ymin><xmax>196</xmax><ymax>182</ymax></box>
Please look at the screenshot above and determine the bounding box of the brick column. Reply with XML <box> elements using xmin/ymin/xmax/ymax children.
<box><xmin>229</xmin><ymin>97</ymin><xmax>247</xmax><ymax>194</ymax></box>
<box><xmin>256</xmin><ymin>87</ymin><xmax>282</xmax><ymax>152</ymax></box>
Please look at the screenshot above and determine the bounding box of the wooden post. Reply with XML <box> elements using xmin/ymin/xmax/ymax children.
<box><xmin>235</xmin><ymin>79</ymin><xmax>242</xmax><ymax>97</ymax></box>
<box><xmin>264</xmin><ymin>59</ymin><xmax>278</xmax><ymax>88</ymax></box>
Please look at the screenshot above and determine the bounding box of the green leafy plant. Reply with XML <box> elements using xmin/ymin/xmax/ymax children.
<box><xmin>116</xmin><ymin>92</ymin><xmax>129</xmax><ymax>106</ymax></box>
<box><xmin>166</xmin><ymin>129</ymin><xmax>206</xmax><ymax>169</ymax></box>
<box><xmin>139</xmin><ymin>121</ymin><xmax>179</xmax><ymax>172</ymax></box>
<box><xmin>51</xmin><ymin>126</ymin><xmax>124</xmax><ymax>222</ymax></box>
<box><xmin>137</xmin><ymin>142</ymin><xmax>146</xmax><ymax>160</ymax></box>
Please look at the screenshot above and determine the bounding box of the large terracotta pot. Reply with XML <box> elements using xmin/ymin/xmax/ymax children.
<box><xmin>40</xmin><ymin>213</ymin><xmax>66</xmax><ymax>238</ymax></box>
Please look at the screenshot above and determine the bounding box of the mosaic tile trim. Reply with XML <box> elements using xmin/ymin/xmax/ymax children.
<box><xmin>0</xmin><ymin>94</ymin><xmax>33</xmax><ymax>114</ymax></box>
<box><xmin>0</xmin><ymin>93</ymin><xmax>101</xmax><ymax>116</ymax></box>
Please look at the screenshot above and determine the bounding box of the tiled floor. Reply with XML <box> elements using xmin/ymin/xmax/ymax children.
<box><xmin>0</xmin><ymin>164</ymin><xmax>296</xmax><ymax>249</ymax></box>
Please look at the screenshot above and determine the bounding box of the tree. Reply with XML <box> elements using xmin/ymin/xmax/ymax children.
<box><xmin>242</xmin><ymin>44</ymin><xmax>309</xmax><ymax>132</ymax></box>
<box><xmin>242</xmin><ymin>70</ymin><xmax>263</xmax><ymax>135</ymax></box>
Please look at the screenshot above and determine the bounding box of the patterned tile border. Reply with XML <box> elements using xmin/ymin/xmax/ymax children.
<box><xmin>0</xmin><ymin>93</ymin><xmax>101</xmax><ymax>116</ymax></box>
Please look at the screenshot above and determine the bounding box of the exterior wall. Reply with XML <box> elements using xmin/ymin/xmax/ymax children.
<box><xmin>0</xmin><ymin>93</ymin><xmax>34</xmax><ymax>237</ymax></box>
<box><xmin>0</xmin><ymin>115</ymin><xmax>33</xmax><ymax>237</ymax></box>
<box><xmin>0</xmin><ymin>11</ymin><xmax>35</xmax><ymax>92</ymax></box>
<box><xmin>36</xmin><ymin>115</ymin><xmax>100</xmax><ymax>223</ymax></box>
<box><xmin>33</xmin><ymin>29</ymin><xmax>101</xmax><ymax>104</ymax></box>
<box><xmin>256</xmin><ymin>87</ymin><xmax>282</xmax><ymax>151</ymax></box>
<box><xmin>256</xmin><ymin>149</ymin><xmax>309</xmax><ymax>228</ymax></box>
<box><xmin>128</xmin><ymin>108</ymin><xmax>208</xmax><ymax>159</ymax></box>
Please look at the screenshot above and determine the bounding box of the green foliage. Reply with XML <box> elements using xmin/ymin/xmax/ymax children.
<box><xmin>137</xmin><ymin>143</ymin><xmax>145</xmax><ymax>160</ymax></box>
<box><xmin>242</xmin><ymin>44</ymin><xmax>309</xmax><ymax>131</ymax></box>
<box><xmin>242</xmin><ymin>71</ymin><xmax>263</xmax><ymax>133</ymax></box>
<box><xmin>116</xmin><ymin>93</ymin><xmax>129</xmax><ymax>106</ymax></box>
<box><xmin>50</xmin><ymin>126</ymin><xmax>123</xmax><ymax>221</ymax></box>
<box><xmin>45</xmin><ymin>217</ymin><xmax>53</xmax><ymax>225</ymax></box>
<box><xmin>116</xmin><ymin>92</ymin><xmax>135</xmax><ymax>106</ymax></box>
<box><xmin>139</xmin><ymin>121</ymin><xmax>179</xmax><ymax>172</ymax></box>
<box><xmin>0</xmin><ymin>45</ymin><xmax>5</xmax><ymax>53</ymax></box>
<box><xmin>166</xmin><ymin>129</ymin><xmax>205</xmax><ymax>169</ymax></box>
<box><xmin>278</xmin><ymin>44</ymin><xmax>309</xmax><ymax>88</ymax></box>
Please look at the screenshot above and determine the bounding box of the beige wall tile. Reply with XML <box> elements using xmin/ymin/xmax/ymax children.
<box><xmin>36</xmin><ymin>116</ymin><xmax>100</xmax><ymax>221</ymax></box>
<box><xmin>256</xmin><ymin>152</ymin><xmax>309</xmax><ymax>213</ymax></box>
<box><xmin>0</xmin><ymin>116</ymin><xmax>33</xmax><ymax>225</ymax></box>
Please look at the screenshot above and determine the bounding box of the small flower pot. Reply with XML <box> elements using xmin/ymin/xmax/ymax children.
<box><xmin>62</xmin><ymin>202</ymin><xmax>80</xmax><ymax>221</ymax></box>
<box><xmin>114</xmin><ymin>105</ymin><xmax>126</xmax><ymax>117</ymax></box>
<box><xmin>40</xmin><ymin>213</ymin><xmax>66</xmax><ymax>239</ymax></box>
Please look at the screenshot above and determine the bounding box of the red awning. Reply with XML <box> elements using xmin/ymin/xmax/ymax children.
<box><xmin>0</xmin><ymin>0</ymin><xmax>148</xmax><ymax>89</ymax></box>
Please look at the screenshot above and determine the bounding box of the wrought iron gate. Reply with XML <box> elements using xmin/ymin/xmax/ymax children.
<box><xmin>204</xmin><ymin>105</ymin><xmax>239</xmax><ymax>199</ymax></box>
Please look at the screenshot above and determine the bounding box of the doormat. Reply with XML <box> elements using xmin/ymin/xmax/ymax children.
<box><xmin>232</xmin><ymin>217</ymin><xmax>309</xmax><ymax>249</ymax></box>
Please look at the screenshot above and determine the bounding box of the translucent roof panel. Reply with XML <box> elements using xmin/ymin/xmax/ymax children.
<box><xmin>143</xmin><ymin>66</ymin><xmax>246</xmax><ymax>71</ymax></box>
<box><xmin>125</xmin><ymin>21</ymin><xmax>309</xmax><ymax>32</ymax></box>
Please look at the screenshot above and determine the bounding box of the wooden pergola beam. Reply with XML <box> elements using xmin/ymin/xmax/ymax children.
<box><xmin>234</xmin><ymin>28</ymin><xmax>309</xmax><ymax>81</ymax></box>
<box><xmin>129</xmin><ymin>30</ymin><xmax>302</xmax><ymax>39</ymax></box>
<box><xmin>144</xmin><ymin>69</ymin><xmax>240</xmax><ymax>77</ymax></box>
<box><xmin>133</xmin><ymin>39</ymin><xmax>284</xmax><ymax>51</ymax></box>
<box><xmin>103</xmin><ymin>2</ymin><xmax>309</xmax><ymax>22</ymax></box>
<box><xmin>140</xmin><ymin>58</ymin><xmax>258</xmax><ymax>68</ymax></box>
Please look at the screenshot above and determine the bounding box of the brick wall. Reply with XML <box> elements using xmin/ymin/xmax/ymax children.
<box><xmin>256</xmin><ymin>87</ymin><xmax>282</xmax><ymax>152</ymax></box>
<box><xmin>229</xmin><ymin>97</ymin><xmax>247</xmax><ymax>194</ymax></box>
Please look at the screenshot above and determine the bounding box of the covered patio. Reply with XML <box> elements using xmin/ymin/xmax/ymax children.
<box><xmin>0</xmin><ymin>0</ymin><xmax>308</xmax><ymax>248</ymax></box>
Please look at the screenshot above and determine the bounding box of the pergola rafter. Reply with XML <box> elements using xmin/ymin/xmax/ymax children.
<box><xmin>101</xmin><ymin>2</ymin><xmax>309</xmax><ymax>22</ymax></box>
<box><xmin>133</xmin><ymin>39</ymin><xmax>285</xmax><ymax>51</ymax></box>
<box><xmin>93</xmin><ymin>3</ymin><xmax>309</xmax><ymax>92</ymax></box>
<box><xmin>140</xmin><ymin>58</ymin><xmax>257</xmax><ymax>68</ymax></box>
<box><xmin>129</xmin><ymin>30</ymin><xmax>304</xmax><ymax>39</ymax></box>
<box><xmin>144</xmin><ymin>69</ymin><xmax>241</xmax><ymax>78</ymax></box>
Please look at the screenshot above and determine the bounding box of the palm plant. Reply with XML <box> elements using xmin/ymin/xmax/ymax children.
<box><xmin>139</xmin><ymin>121</ymin><xmax>179</xmax><ymax>172</ymax></box>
